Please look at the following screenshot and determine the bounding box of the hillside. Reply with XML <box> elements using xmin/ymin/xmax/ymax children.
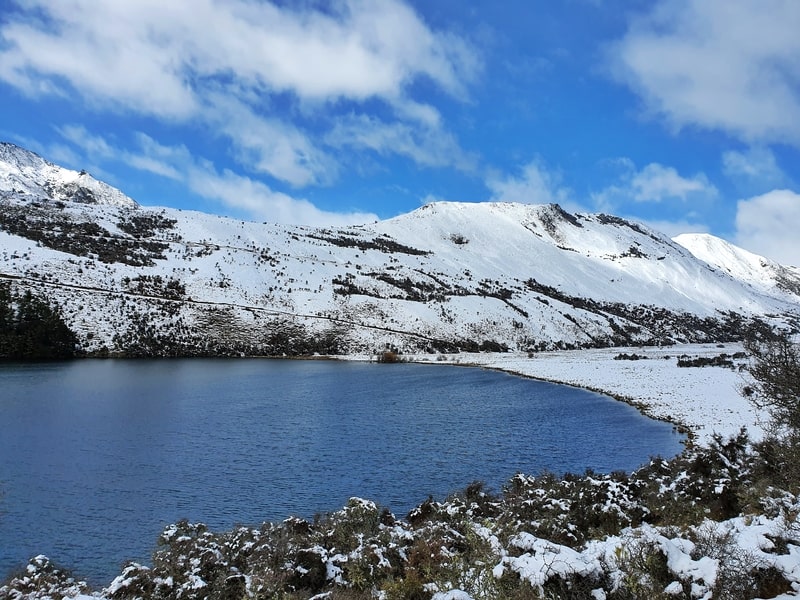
<box><xmin>1</xmin><ymin>142</ymin><xmax>798</xmax><ymax>357</ymax></box>
<box><xmin>674</xmin><ymin>233</ymin><xmax>800</xmax><ymax>301</ymax></box>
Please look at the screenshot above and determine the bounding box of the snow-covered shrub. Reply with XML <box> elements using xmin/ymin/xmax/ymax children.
<box><xmin>0</xmin><ymin>555</ymin><xmax>89</xmax><ymax>600</ymax></box>
<box><xmin>322</xmin><ymin>498</ymin><xmax>382</xmax><ymax>554</ymax></box>
<box><xmin>9</xmin><ymin>433</ymin><xmax>800</xmax><ymax>599</ymax></box>
<box><xmin>632</xmin><ymin>430</ymin><xmax>754</xmax><ymax>526</ymax></box>
<box><xmin>689</xmin><ymin>521</ymin><xmax>765</xmax><ymax>599</ymax></box>
<box><xmin>605</xmin><ymin>532</ymin><xmax>676</xmax><ymax>600</ymax></box>
<box><xmin>105</xmin><ymin>563</ymin><xmax>156</xmax><ymax>599</ymax></box>
<box><xmin>499</xmin><ymin>470</ymin><xmax>648</xmax><ymax>548</ymax></box>
<box><xmin>742</xmin><ymin>328</ymin><xmax>800</xmax><ymax>490</ymax></box>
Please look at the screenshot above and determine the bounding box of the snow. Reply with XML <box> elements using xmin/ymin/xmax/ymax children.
<box><xmin>4</xmin><ymin>143</ymin><xmax>800</xmax><ymax>359</ymax></box>
<box><xmin>3</xmin><ymin>145</ymin><xmax>799</xmax><ymax>350</ymax></box>
<box><xmin>3</xmin><ymin>142</ymin><xmax>800</xmax><ymax>599</ymax></box>
<box><xmin>675</xmin><ymin>232</ymin><xmax>800</xmax><ymax>303</ymax></box>
<box><xmin>432</xmin><ymin>591</ymin><xmax>474</xmax><ymax>600</ymax></box>
<box><xmin>502</xmin><ymin>533</ymin><xmax>603</xmax><ymax>588</ymax></box>
<box><xmin>0</xmin><ymin>142</ymin><xmax>137</xmax><ymax>208</ymax></box>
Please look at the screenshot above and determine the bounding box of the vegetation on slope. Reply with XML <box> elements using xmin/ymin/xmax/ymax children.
<box><xmin>0</xmin><ymin>282</ymin><xmax>77</xmax><ymax>360</ymax></box>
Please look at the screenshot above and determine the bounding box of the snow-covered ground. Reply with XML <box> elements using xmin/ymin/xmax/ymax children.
<box><xmin>405</xmin><ymin>343</ymin><xmax>764</xmax><ymax>446</ymax></box>
<box><xmin>4</xmin><ymin>142</ymin><xmax>800</xmax><ymax>599</ymax></box>
<box><xmin>4</xmin><ymin>141</ymin><xmax>800</xmax><ymax>358</ymax></box>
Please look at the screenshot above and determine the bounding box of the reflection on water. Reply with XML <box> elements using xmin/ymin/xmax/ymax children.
<box><xmin>0</xmin><ymin>359</ymin><xmax>683</xmax><ymax>584</ymax></box>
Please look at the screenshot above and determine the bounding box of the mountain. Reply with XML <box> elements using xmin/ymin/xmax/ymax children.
<box><xmin>0</xmin><ymin>142</ymin><xmax>137</xmax><ymax>209</ymax></box>
<box><xmin>1</xmin><ymin>142</ymin><xmax>798</xmax><ymax>357</ymax></box>
<box><xmin>673</xmin><ymin>232</ymin><xmax>800</xmax><ymax>301</ymax></box>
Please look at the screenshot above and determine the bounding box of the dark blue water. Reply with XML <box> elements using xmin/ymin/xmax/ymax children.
<box><xmin>0</xmin><ymin>359</ymin><xmax>683</xmax><ymax>585</ymax></box>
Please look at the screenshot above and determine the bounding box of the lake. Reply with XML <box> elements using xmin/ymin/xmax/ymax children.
<box><xmin>0</xmin><ymin>359</ymin><xmax>684</xmax><ymax>585</ymax></box>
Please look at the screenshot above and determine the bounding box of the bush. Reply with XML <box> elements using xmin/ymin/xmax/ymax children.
<box><xmin>742</xmin><ymin>329</ymin><xmax>800</xmax><ymax>434</ymax></box>
<box><xmin>377</xmin><ymin>349</ymin><xmax>402</xmax><ymax>363</ymax></box>
<box><xmin>742</xmin><ymin>329</ymin><xmax>800</xmax><ymax>489</ymax></box>
<box><xmin>0</xmin><ymin>555</ymin><xmax>89</xmax><ymax>599</ymax></box>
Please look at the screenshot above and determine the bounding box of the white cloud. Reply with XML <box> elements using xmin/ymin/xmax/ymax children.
<box><xmin>186</xmin><ymin>166</ymin><xmax>378</xmax><ymax>227</ymax></box>
<box><xmin>206</xmin><ymin>94</ymin><xmax>336</xmax><ymax>188</ymax></box>
<box><xmin>592</xmin><ymin>161</ymin><xmax>717</xmax><ymax>209</ymax></box>
<box><xmin>327</xmin><ymin>114</ymin><xmax>475</xmax><ymax>172</ymax></box>
<box><xmin>609</xmin><ymin>0</ymin><xmax>800</xmax><ymax>145</ymax></box>
<box><xmin>629</xmin><ymin>163</ymin><xmax>717</xmax><ymax>203</ymax></box>
<box><xmin>55</xmin><ymin>125</ymin><xmax>115</xmax><ymax>159</ymax></box>
<box><xmin>0</xmin><ymin>0</ymin><xmax>478</xmax><ymax>109</ymax></box>
<box><xmin>486</xmin><ymin>159</ymin><xmax>576</xmax><ymax>209</ymax></box>
<box><xmin>722</xmin><ymin>147</ymin><xmax>789</xmax><ymax>189</ymax></box>
<box><xmin>57</xmin><ymin>126</ymin><xmax>184</xmax><ymax>180</ymax></box>
<box><xmin>39</xmin><ymin>143</ymin><xmax>82</xmax><ymax>170</ymax></box>
<box><xmin>735</xmin><ymin>189</ymin><xmax>800</xmax><ymax>266</ymax></box>
<box><xmin>57</xmin><ymin>128</ymin><xmax>377</xmax><ymax>226</ymax></box>
<box><xmin>0</xmin><ymin>0</ymin><xmax>479</xmax><ymax>185</ymax></box>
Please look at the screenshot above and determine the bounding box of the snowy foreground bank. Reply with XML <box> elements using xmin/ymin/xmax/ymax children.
<box><xmin>405</xmin><ymin>343</ymin><xmax>765</xmax><ymax>446</ymax></box>
<box><xmin>5</xmin><ymin>344</ymin><xmax>800</xmax><ymax>600</ymax></box>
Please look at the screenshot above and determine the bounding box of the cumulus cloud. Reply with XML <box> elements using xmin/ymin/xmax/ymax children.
<box><xmin>57</xmin><ymin>128</ymin><xmax>377</xmax><ymax>226</ymax></box>
<box><xmin>592</xmin><ymin>161</ymin><xmax>717</xmax><ymax>210</ymax></box>
<box><xmin>609</xmin><ymin>0</ymin><xmax>800</xmax><ymax>145</ymax></box>
<box><xmin>629</xmin><ymin>163</ymin><xmax>717</xmax><ymax>203</ymax></box>
<box><xmin>486</xmin><ymin>159</ymin><xmax>577</xmax><ymax>209</ymax></box>
<box><xmin>735</xmin><ymin>189</ymin><xmax>800</xmax><ymax>266</ymax></box>
<box><xmin>0</xmin><ymin>0</ymin><xmax>479</xmax><ymax>182</ymax></box>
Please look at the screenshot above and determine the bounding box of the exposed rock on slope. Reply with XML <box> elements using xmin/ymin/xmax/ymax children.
<box><xmin>1</xmin><ymin>142</ymin><xmax>798</xmax><ymax>357</ymax></box>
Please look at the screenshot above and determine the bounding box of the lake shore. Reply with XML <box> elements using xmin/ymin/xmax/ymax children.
<box><xmin>352</xmin><ymin>342</ymin><xmax>764</xmax><ymax>447</ymax></box>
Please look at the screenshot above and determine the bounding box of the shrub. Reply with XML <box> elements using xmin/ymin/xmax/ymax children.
<box><xmin>0</xmin><ymin>555</ymin><xmax>89</xmax><ymax>599</ymax></box>
<box><xmin>742</xmin><ymin>329</ymin><xmax>800</xmax><ymax>489</ymax></box>
<box><xmin>377</xmin><ymin>350</ymin><xmax>402</xmax><ymax>363</ymax></box>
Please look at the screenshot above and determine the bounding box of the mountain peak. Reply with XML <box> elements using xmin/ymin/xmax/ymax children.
<box><xmin>0</xmin><ymin>141</ymin><xmax>138</xmax><ymax>209</ymax></box>
<box><xmin>0</xmin><ymin>141</ymin><xmax>48</xmax><ymax>171</ymax></box>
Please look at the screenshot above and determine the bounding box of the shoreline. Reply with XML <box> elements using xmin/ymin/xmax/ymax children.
<box><xmin>18</xmin><ymin>341</ymin><xmax>761</xmax><ymax>446</ymax></box>
<box><xmin>381</xmin><ymin>342</ymin><xmax>762</xmax><ymax>447</ymax></box>
<box><xmin>0</xmin><ymin>343</ymin><xmax>768</xmax><ymax>591</ymax></box>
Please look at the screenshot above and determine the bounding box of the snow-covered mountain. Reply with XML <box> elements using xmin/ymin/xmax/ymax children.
<box><xmin>1</xmin><ymin>142</ymin><xmax>798</xmax><ymax>356</ymax></box>
<box><xmin>674</xmin><ymin>232</ymin><xmax>800</xmax><ymax>301</ymax></box>
<box><xmin>0</xmin><ymin>142</ymin><xmax>137</xmax><ymax>209</ymax></box>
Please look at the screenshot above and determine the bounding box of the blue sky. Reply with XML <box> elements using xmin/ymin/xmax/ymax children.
<box><xmin>1</xmin><ymin>0</ymin><xmax>799</xmax><ymax>265</ymax></box>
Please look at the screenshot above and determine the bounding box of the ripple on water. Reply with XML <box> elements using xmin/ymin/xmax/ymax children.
<box><xmin>0</xmin><ymin>359</ymin><xmax>684</xmax><ymax>585</ymax></box>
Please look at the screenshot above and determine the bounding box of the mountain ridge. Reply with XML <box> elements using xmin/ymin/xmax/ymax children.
<box><xmin>0</xmin><ymin>142</ymin><xmax>138</xmax><ymax>209</ymax></box>
<box><xmin>1</xmin><ymin>142</ymin><xmax>798</xmax><ymax>357</ymax></box>
<box><xmin>674</xmin><ymin>232</ymin><xmax>800</xmax><ymax>300</ymax></box>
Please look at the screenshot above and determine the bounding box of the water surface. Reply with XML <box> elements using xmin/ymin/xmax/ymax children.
<box><xmin>0</xmin><ymin>359</ymin><xmax>683</xmax><ymax>584</ymax></box>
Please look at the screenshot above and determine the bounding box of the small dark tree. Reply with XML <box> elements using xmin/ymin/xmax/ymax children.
<box><xmin>0</xmin><ymin>283</ymin><xmax>78</xmax><ymax>361</ymax></box>
<box><xmin>742</xmin><ymin>328</ymin><xmax>800</xmax><ymax>488</ymax></box>
<box><xmin>743</xmin><ymin>329</ymin><xmax>800</xmax><ymax>433</ymax></box>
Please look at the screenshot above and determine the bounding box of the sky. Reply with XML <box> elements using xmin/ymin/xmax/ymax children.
<box><xmin>0</xmin><ymin>0</ymin><xmax>799</xmax><ymax>266</ymax></box>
